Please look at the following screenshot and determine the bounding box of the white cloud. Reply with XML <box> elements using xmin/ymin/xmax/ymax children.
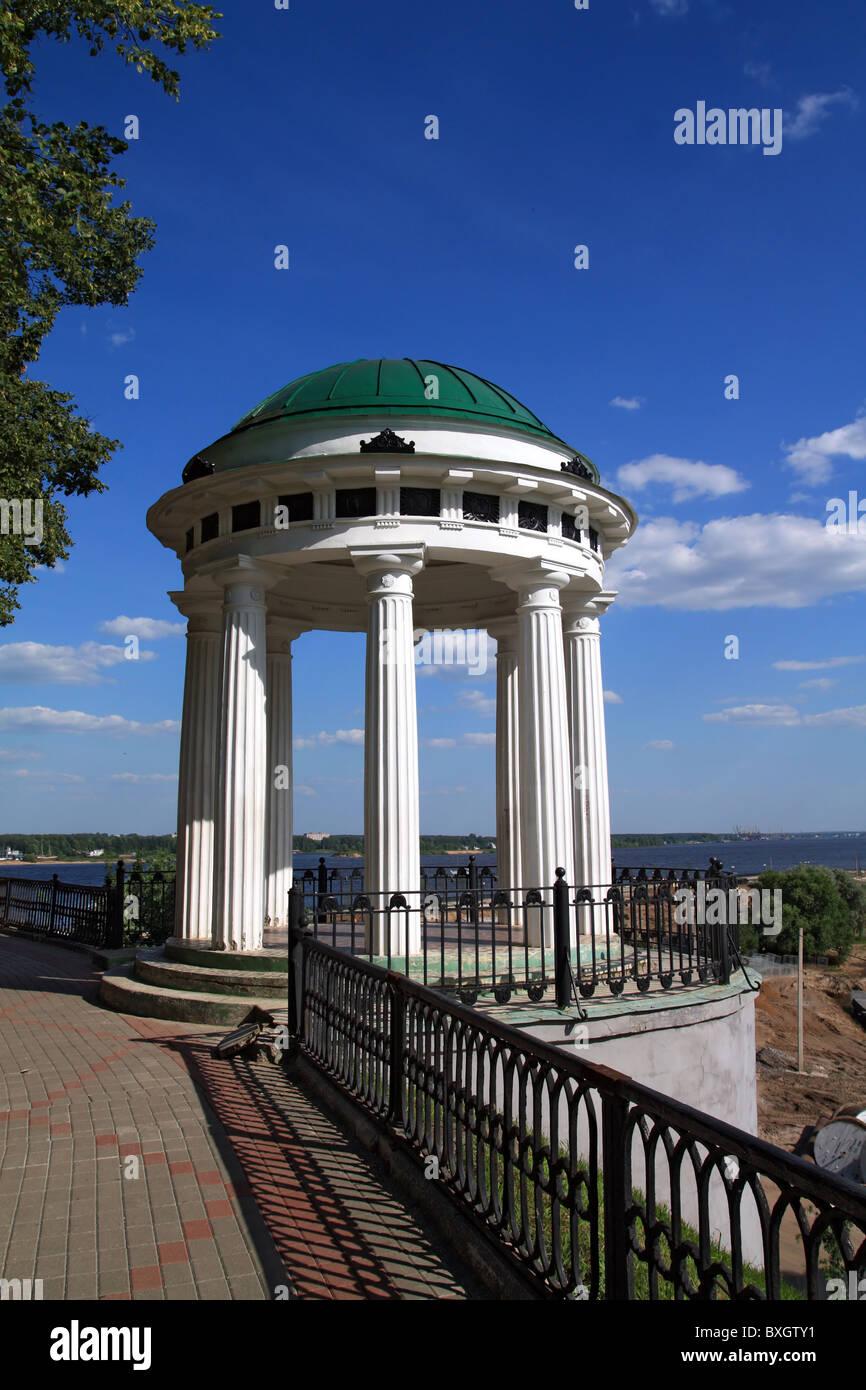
<box><xmin>107</xmin><ymin>773</ymin><xmax>178</xmax><ymax>783</ymax></box>
<box><xmin>610</xmin><ymin>396</ymin><xmax>644</xmax><ymax>411</ymax></box>
<box><xmin>785</xmin><ymin>89</ymin><xmax>858</xmax><ymax>142</ymax></box>
<box><xmin>605</xmin><ymin>513</ymin><xmax>866</xmax><ymax>610</ymax></box>
<box><xmin>617</xmin><ymin>454</ymin><xmax>749</xmax><ymax>502</ymax></box>
<box><xmin>798</xmin><ymin>678</ymin><xmax>837</xmax><ymax>691</ymax></box>
<box><xmin>645</xmin><ymin>739</ymin><xmax>674</xmax><ymax>750</ymax></box>
<box><xmin>744</xmin><ymin>60</ymin><xmax>776</xmax><ymax>89</ymax></box>
<box><xmin>456</xmin><ymin>689</ymin><xmax>495</xmax><ymax>718</ymax></box>
<box><xmin>0</xmin><ymin>707</ymin><xmax>180</xmax><ymax>736</ymax></box>
<box><xmin>0</xmin><ymin>641</ymin><xmax>156</xmax><ymax>684</ymax></box>
<box><xmin>295</xmin><ymin>785</ymin><xmax>317</xmax><ymax>797</ymax></box>
<box><xmin>100</xmin><ymin>615</ymin><xmax>186</xmax><ymax>640</ymax></box>
<box><xmin>603</xmin><ymin>690</ymin><xmax>623</xmax><ymax>704</ymax></box>
<box><xmin>704</xmin><ymin>701</ymin><xmax>866</xmax><ymax>729</ymax></box>
<box><xmin>6</xmin><ymin>768</ymin><xmax>84</xmax><ymax>782</ymax></box>
<box><xmin>773</xmin><ymin>655</ymin><xmax>865</xmax><ymax>671</ymax></box>
<box><xmin>421</xmin><ymin>785</ymin><xmax>469</xmax><ymax>797</ymax></box>
<box><xmin>423</xmin><ymin>731</ymin><xmax>496</xmax><ymax>748</ymax></box>
<box><xmin>803</xmin><ymin>705</ymin><xmax>866</xmax><ymax>728</ymax></box>
<box><xmin>783</xmin><ymin>416</ymin><xmax>866</xmax><ymax>482</ymax></box>
<box><xmin>293</xmin><ymin>728</ymin><xmax>364</xmax><ymax>750</ymax></box>
<box><xmin>108</xmin><ymin>327</ymin><xmax>136</xmax><ymax>349</ymax></box>
<box><xmin>0</xmin><ymin>746</ymin><xmax>44</xmax><ymax>760</ymax></box>
<box><xmin>704</xmin><ymin>704</ymin><xmax>801</xmax><ymax>727</ymax></box>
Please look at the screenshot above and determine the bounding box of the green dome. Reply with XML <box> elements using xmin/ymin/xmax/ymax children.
<box><xmin>233</xmin><ymin>358</ymin><xmax>564</xmax><ymax>445</ymax></box>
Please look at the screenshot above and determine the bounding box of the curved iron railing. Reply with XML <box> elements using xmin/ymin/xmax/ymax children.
<box><xmin>294</xmin><ymin>858</ymin><xmax>741</xmax><ymax>1005</ymax></box>
<box><xmin>290</xmin><ymin>925</ymin><xmax>866</xmax><ymax>1301</ymax></box>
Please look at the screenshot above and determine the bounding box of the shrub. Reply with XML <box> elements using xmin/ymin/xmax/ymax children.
<box><xmin>754</xmin><ymin>865</ymin><xmax>853</xmax><ymax>962</ymax></box>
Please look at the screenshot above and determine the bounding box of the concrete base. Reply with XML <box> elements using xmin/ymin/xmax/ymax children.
<box><xmin>99</xmin><ymin>939</ymin><xmax>288</xmax><ymax>1024</ymax></box>
<box><xmin>478</xmin><ymin>976</ymin><xmax>763</xmax><ymax>1267</ymax></box>
<box><xmin>491</xmin><ymin>981</ymin><xmax>758</xmax><ymax>1135</ymax></box>
<box><xmin>164</xmin><ymin>937</ymin><xmax>289</xmax><ymax>972</ymax></box>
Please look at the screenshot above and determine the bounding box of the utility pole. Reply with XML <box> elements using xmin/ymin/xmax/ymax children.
<box><xmin>797</xmin><ymin>924</ymin><xmax>804</xmax><ymax>1073</ymax></box>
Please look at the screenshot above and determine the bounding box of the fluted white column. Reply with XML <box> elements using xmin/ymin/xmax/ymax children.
<box><xmin>563</xmin><ymin>592</ymin><xmax>615</xmax><ymax>935</ymax></box>
<box><xmin>172</xmin><ymin>595</ymin><xmax>221</xmax><ymax>941</ymax></box>
<box><xmin>265</xmin><ymin>622</ymin><xmax>301</xmax><ymax>930</ymax></box>
<box><xmin>212</xmin><ymin>570</ymin><xmax>273</xmax><ymax>951</ymax></box>
<box><xmin>489</xmin><ymin>620</ymin><xmax>522</xmax><ymax>900</ymax></box>
<box><xmin>508</xmin><ymin>569</ymin><xmax>575</xmax><ymax>944</ymax></box>
<box><xmin>353</xmin><ymin>548</ymin><xmax>424</xmax><ymax>957</ymax></box>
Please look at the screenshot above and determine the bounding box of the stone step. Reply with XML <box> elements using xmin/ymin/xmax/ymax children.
<box><xmin>134</xmin><ymin>951</ymin><xmax>288</xmax><ymax>998</ymax></box>
<box><xmin>164</xmin><ymin>938</ymin><xmax>288</xmax><ymax>973</ymax></box>
<box><xmin>99</xmin><ymin>964</ymin><xmax>287</xmax><ymax>1026</ymax></box>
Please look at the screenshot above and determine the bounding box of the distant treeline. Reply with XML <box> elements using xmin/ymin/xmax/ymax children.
<box><xmin>294</xmin><ymin>834</ymin><xmax>496</xmax><ymax>854</ymax></box>
<box><xmin>296</xmin><ymin>832</ymin><xmax>725</xmax><ymax>853</ymax></box>
<box><xmin>1</xmin><ymin>831</ymin><xmax>727</xmax><ymax>862</ymax></box>
<box><xmin>1</xmin><ymin>834</ymin><xmax>176</xmax><ymax>861</ymax></box>
<box><xmin>611</xmin><ymin>833</ymin><xmax>722</xmax><ymax>848</ymax></box>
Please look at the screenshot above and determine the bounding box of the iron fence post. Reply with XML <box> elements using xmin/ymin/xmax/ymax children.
<box><xmin>107</xmin><ymin>859</ymin><xmax>125</xmax><ymax>949</ymax></box>
<box><xmin>553</xmin><ymin>867</ymin><xmax>571</xmax><ymax>1009</ymax></box>
<box><xmin>468</xmin><ymin>853</ymin><xmax>478</xmax><ymax>894</ymax></box>
<box><xmin>601</xmin><ymin>1080</ymin><xmax>634</xmax><ymax>1300</ymax></box>
<box><xmin>316</xmin><ymin>855</ymin><xmax>327</xmax><ymax>924</ymax></box>
<box><xmin>717</xmin><ymin>916</ymin><xmax>732</xmax><ymax>983</ymax></box>
<box><xmin>287</xmin><ymin>884</ymin><xmax>306</xmax><ymax>1039</ymax></box>
<box><xmin>48</xmin><ymin>873</ymin><xmax>59</xmax><ymax>935</ymax></box>
<box><xmin>388</xmin><ymin>977</ymin><xmax>406</xmax><ymax>1125</ymax></box>
<box><xmin>3</xmin><ymin>875</ymin><xmax>11</xmax><ymax>924</ymax></box>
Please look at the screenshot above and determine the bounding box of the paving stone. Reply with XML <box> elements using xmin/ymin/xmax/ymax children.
<box><xmin>0</xmin><ymin>935</ymin><xmax>481</xmax><ymax>1304</ymax></box>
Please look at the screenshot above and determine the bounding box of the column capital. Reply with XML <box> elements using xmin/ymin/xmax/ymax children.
<box><xmin>168</xmin><ymin>590</ymin><xmax>223</xmax><ymax>634</ymax></box>
<box><xmin>491</xmin><ymin>562</ymin><xmax>577</xmax><ymax>602</ymax></box>
<box><xmin>350</xmin><ymin>545</ymin><xmax>425</xmax><ymax>596</ymax></box>
<box><xmin>210</xmin><ymin>556</ymin><xmax>283</xmax><ymax>607</ymax></box>
<box><xmin>267</xmin><ymin>618</ymin><xmax>303</xmax><ymax>655</ymax></box>
<box><xmin>561</xmin><ymin>589</ymin><xmax>617</xmax><ymax>631</ymax></box>
<box><xmin>487</xmin><ymin>617</ymin><xmax>518</xmax><ymax>653</ymax></box>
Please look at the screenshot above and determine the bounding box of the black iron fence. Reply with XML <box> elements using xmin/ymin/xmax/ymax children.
<box><xmin>0</xmin><ymin>861</ymin><xmax>175</xmax><ymax>949</ymax></box>
<box><xmin>117</xmin><ymin>862</ymin><xmax>175</xmax><ymax>948</ymax></box>
<box><xmin>288</xmin><ymin>924</ymin><xmax>866</xmax><ymax>1301</ymax></box>
<box><xmin>0</xmin><ymin>873</ymin><xmax>111</xmax><ymax>947</ymax></box>
<box><xmin>294</xmin><ymin>858</ymin><xmax>743</xmax><ymax>1006</ymax></box>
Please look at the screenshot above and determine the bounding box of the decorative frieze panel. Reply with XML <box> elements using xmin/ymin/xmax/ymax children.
<box><xmin>336</xmin><ymin>487</ymin><xmax>377</xmax><ymax>519</ymax></box>
<box><xmin>518</xmin><ymin>500</ymin><xmax>548</xmax><ymax>533</ymax></box>
<box><xmin>231</xmin><ymin>500</ymin><xmax>261</xmax><ymax>533</ymax></box>
<box><xmin>277</xmin><ymin>492</ymin><xmax>314</xmax><ymax>524</ymax></box>
<box><xmin>400</xmin><ymin>487</ymin><xmax>441</xmax><ymax>517</ymax></box>
<box><xmin>463</xmin><ymin>490</ymin><xmax>500</xmax><ymax>524</ymax></box>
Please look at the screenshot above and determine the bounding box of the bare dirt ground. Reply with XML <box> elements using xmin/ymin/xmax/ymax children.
<box><xmin>755</xmin><ymin>941</ymin><xmax>866</xmax><ymax>1151</ymax></box>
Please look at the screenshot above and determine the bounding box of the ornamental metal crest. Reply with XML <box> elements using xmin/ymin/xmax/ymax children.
<box><xmin>561</xmin><ymin>455</ymin><xmax>593</xmax><ymax>481</ymax></box>
<box><xmin>182</xmin><ymin>454</ymin><xmax>215</xmax><ymax>484</ymax></box>
<box><xmin>359</xmin><ymin>428</ymin><xmax>415</xmax><ymax>454</ymax></box>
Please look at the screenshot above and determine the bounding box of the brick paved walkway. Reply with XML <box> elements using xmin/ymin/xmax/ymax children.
<box><xmin>0</xmin><ymin>934</ymin><xmax>483</xmax><ymax>1301</ymax></box>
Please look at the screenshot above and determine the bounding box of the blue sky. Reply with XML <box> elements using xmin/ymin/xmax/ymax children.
<box><xmin>1</xmin><ymin>0</ymin><xmax>865</xmax><ymax>835</ymax></box>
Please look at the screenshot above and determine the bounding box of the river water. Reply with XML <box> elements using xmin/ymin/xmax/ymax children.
<box><xmin>1</xmin><ymin>836</ymin><xmax>863</xmax><ymax>887</ymax></box>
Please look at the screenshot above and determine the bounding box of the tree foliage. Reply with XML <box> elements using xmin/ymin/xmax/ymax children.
<box><xmin>741</xmin><ymin>864</ymin><xmax>857</xmax><ymax>961</ymax></box>
<box><xmin>0</xmin><ymin>2</ymin><xmax>220</xmax><ymax>624</ymax></box>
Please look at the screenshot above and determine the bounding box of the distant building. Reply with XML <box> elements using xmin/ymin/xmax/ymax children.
<box><xmin>304</xmin><ymin>832</ymin><xmax>330</xmax><ymax>843</ymax></box>
<box><xmin>4</xmin><ymin>848</ymin><xmax>22</xmax><ymax>860</ymax></box>
<box><xmin>87</xmin><ymin>849</ymin><xmax>105</xmax><ymax>858</ymax></box>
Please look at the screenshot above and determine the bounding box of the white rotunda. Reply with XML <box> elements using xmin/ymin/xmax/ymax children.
<box><xmin>146</xmin><ymin>358</ymin><xmax>637</xmax><ymax>954</ymax></box>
